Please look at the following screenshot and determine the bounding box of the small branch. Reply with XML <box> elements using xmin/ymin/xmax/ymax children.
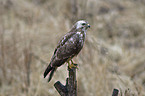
<box><xmin>112</xmin><ymin>89</ymin><xmax>119</xmax><ymax>96</ymax></box>
<box><xmin>54</xmin><ymin>81</ymin><xmax>68</xmax><ymax>96</ymax></box>
<box><xmin>54</xmin><ymin>67</ymin><xmax>77</xmax><ymax>96</ymax></box>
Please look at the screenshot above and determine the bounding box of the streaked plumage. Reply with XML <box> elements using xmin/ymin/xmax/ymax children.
<box><xmin>44</xmin><ymin>20</ymin><xmax>90</xmax><ymax>82</ymax></box>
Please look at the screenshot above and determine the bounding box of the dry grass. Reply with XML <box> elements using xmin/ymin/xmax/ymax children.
<box><xmin>0</xmin><ymin>0</ymin><xmax>145</xmax><ymax>96</ymax></box>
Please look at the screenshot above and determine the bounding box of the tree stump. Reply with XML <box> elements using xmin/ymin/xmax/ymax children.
<box><xmin>54</xmin><ymin>67</ymin><xmax>77</xmax><ymax>96</ymax></box>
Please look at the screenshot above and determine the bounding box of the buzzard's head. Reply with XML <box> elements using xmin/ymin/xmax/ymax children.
<box><xmin>75</xmin><ymin>20</ymin><xmax>90</xmax><ymax>31</ymax></box>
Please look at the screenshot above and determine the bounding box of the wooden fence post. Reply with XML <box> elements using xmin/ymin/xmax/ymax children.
<box><xmin>112</xmin><ymin>89</ymin><xmax>119</xmax><ymax>96</ymax></box>
<box><xmin>54</xmin><ymin>67</ymin><xmax>77</xmax><ymax>96</ymax></box>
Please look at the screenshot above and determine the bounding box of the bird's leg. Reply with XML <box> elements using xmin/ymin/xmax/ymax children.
<box><xmin>71</xmin><ymin>60</ymin><xmax>78</xmax><ymax>67</ymax></box>
<box><xmin>67</xmin><ymin>61</ymin><xmax>71</xmax><ymax>67</ymax></box>
<box><xmin>68</xmin><ymin>60</ymin><xmax>78</xmax><ymax>69</ymax></box>
<box><xmin>67</xmin><ymin>58</ymin><xmax>71</xmax><ymax>67</ymax></box>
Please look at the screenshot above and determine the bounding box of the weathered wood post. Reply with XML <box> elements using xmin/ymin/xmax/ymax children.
<box><xmin>112</xmin><ymin>89</ymin><xmax>119</xmax><ymax>96</ymax></box>
<box><xmin>54</xmin><ymin>66</ymin><xmax>77</xmax><ymax>96</ymax></box>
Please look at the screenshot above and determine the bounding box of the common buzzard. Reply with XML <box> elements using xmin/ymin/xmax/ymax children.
<box><xmin>44</xmin><ymin>20</ymin><xmax>90</xmax><ymax>82</ymax></box>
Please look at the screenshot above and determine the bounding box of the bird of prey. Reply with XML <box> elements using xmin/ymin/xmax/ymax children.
<box><xmin>44</xmin><ymin>20</ymin><xmax>90</xmax><ymax>82</ymax></box>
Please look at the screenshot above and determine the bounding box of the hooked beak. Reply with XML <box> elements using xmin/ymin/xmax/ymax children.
<box><xmin>87</xmin><ymin>24</ymin><xmax>90</xmax><ymax>28</ymax></box>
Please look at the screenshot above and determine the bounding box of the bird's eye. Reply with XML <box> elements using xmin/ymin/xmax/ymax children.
<box><xmin>82</xmin><ymin>23</ymin><xmax>86</xmax><ymax>25</ymax></box>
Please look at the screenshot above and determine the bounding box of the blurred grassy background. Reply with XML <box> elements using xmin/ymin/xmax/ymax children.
<box><xmin>0</xmin><ymin>0</ymin><xmax>145</xmax><ymax>96</ymax></box>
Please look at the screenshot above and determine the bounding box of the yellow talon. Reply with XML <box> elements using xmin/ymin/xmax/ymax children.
<box><xmin>67</xmin><ymin>60</ymin><xmax>78</xmax><ymax>69</ymax></box>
